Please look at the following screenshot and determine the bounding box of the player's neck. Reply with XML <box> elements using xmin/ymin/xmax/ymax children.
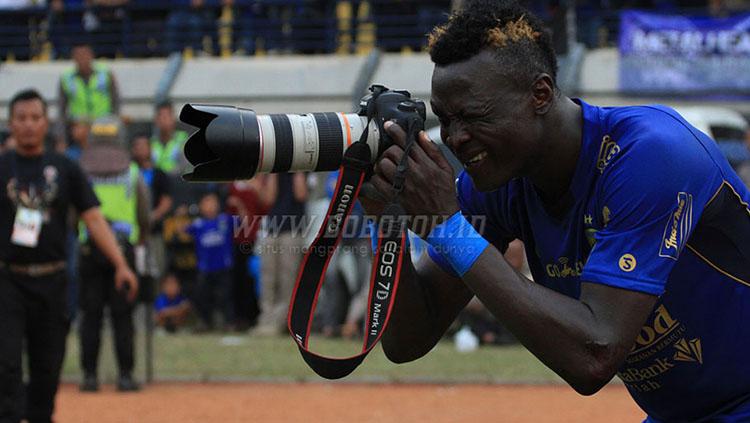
<box><xmin>529</xmin><ymin>98</ymin><xmax>583</xmax><ymax>204</ymax></box>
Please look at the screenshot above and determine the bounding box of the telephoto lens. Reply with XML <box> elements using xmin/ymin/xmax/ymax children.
<box><xmin>179</xmin><ymin>85</ymin><xmax>426</xmax><ymax>182</ymax></box>
<box><xmin>179</xmin><ymin>105</ymin><xmax>381</xmax><ymax>181</ymax></box>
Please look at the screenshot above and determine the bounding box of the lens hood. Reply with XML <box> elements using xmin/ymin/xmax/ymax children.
<box><xmin>179</xmin><ymin>104</ymin><xmax>261</xmax><ymax>181</ymax></box>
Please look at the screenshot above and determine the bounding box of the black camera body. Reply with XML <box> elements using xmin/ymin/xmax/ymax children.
<box><xmin>179</xmin><ymin>84</ymin><xmax>426</xmax><ymax>181</ymax></box>
<box><xmin>357</xmin><ymin>85</ymin><xmax>427</xmax><ymax>156</ymax></box>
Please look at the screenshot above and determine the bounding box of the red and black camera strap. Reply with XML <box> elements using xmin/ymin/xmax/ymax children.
<box><xmin>287</xmin><ymin>115</ymin><xmax>422</xmax><ymax>379</ymax></box>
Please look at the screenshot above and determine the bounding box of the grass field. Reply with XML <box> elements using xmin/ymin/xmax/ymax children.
<box><xmin>61</xmin><ymin>329</ymin><xmax>564</xmax><ymax>384</ymax></box>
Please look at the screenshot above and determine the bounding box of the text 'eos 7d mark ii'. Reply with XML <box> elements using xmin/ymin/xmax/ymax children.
<box><xmin>179</xmin><ymin>84</ymin><xmax>426</xmax><ymax>181</ymax></box>
<box><xmin>179</xmin><ymin>84</ymin><xmax>427</xmax><ymax>380</ymax></box>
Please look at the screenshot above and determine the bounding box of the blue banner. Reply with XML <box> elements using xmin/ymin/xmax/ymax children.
<box><xmin>619</xmin><ymin>11</ymin><xmax>750</xmax><ymax>95</ymax></box>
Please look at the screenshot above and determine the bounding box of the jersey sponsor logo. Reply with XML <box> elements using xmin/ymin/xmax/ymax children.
<box><xmin>619</xmin><ymin>253</ymin><xmax>637</xmax><ymax>272</ymax></box>
<box><xmin>620</xmin><ymin>305</ymin><xmax>702</xmax><ymax>392</ymax></box>
<box><xmin>597</xmin><ymin>135</ymin><xmax>620</xmax><ymax>173</ymax></box>
<box><xmin>634</xmin><ymin>305</ymin><xmax>677</xmax><ymax>350</ymax></box>
<box><xmin>621</xmin><ymin>305</ymin><xmax>679</xmax><ymax>391</ymax></box>
<box><xmin>659</xmin><ymin>192</ymin><xmax>693</xmax><ymax>260</ymax></box>
<box><xmin>618</xmin><ymin>358</ymin><xmax>674</xmax><ymax>384</ymax></box>
<box><xmin>674</xmin><ymin>338</ymin><xmax>703</xmax><ymax>364</ymax></box>
<box><xmin>544</xmin><ymin>256</ymin><xmax>584</xmax><ymax>278</ymax></box>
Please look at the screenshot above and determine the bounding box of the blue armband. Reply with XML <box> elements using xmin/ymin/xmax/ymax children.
<box><xmin>426</xmin><ymin>212</ymin><xmax>489</xmax><ymax>277</ymax></box>
<box><xmin>427</xmin><ymin>243</ymin><xmax>458</xmax><ymax>276</ymax></box>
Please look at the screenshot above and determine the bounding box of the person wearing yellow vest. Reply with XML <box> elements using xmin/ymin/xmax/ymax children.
<box><xmin>58</xmin><ymin>42</ymin><xmax>120</xmax><ymax>125</ymax></box>
<box><xmin>83</xmin><ymin>163</ymin><xmax>145</xmax><ymax>245</ymax></box>
<box><xmin>78</xmin><ymin>158</ymin><xmax>150</xmax><ymax>393</ymax></box>
<box><xmin>151</xmin><ymin>101</ymin><xmax>189</xmax><ymax>175</ymax></box>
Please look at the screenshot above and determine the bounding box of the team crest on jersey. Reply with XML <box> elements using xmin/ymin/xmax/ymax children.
<box><xmin>659</xmin><ymin>192</ymin><xmax>693</xmax><ymax>260</ymax></box>
<box><xmin>597</xmin><ymin>135</ymin><xmax>620</xmax><ymax>173</ymax></box>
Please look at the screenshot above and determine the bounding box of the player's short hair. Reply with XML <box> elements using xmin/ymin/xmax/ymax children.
<box><xmin>428</xmin><ymin>0</ymin><xmax>558</xmax><ymax>89</ymax></box>
<box><xmin>9</xmin><ymin>89</ymin><xmax>48</xmax><ymax>119</ymax></box>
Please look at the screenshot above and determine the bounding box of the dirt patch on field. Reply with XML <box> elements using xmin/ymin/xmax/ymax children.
<box><xmin>55</xmin><ymin>382</ymin><xmax>644</xmax><ymax>422</ymax></box>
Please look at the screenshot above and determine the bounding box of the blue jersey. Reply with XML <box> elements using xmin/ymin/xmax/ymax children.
<box><xmin>188</xmin><ymin>213</ymin><xmax>234</xmax><ymax>273</ymax></box>
<box><xmin>433</xmin><ymin>99</ymin><xmax>750</xmax><ymax>422</ymax></box>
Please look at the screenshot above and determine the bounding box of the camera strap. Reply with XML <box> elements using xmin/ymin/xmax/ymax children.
<box><xmin>288</xmin><ymin>115</ymin><xmax>420</xmax><ymax>380</ymax></box>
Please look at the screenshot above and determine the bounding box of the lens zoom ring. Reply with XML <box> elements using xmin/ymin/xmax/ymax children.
<box><xmin>271</xmin><ymin>114</ymin><xmax>294</xmax><ymax>173</ymax></box>
<box><xmin>313</xmin><ymin>113</ymin><xmax>344</xmax><ymax>171</ymax></box>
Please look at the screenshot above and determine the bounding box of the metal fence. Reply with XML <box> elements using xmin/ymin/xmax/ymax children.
<box><xmin>0</xmin><ymin>3</ymin><xmax>731</xmax><ymax>62</ymax></box>
<box><xmin>0</xmin><ymin>1</ymin><xmax>451</xmax><ymax>61</ymax></box>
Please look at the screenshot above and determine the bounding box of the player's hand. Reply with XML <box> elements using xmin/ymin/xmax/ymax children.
<box><xmin>358</xmin><ymin>181</ymin><xmax>389</xmax><ymax>219</ymax></box>
<box><xmin>370</xmin><ymin>121</ymin><xmax>459</xmax><ymax>238</ymax></box>
<box><xmin>115</xmin><ymin>264</ymin><xmax>139</xmax><ymax>302</ymax></box>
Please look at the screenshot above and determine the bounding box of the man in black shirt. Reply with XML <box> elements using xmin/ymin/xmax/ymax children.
<box><xmin>0</xmin><ymin>89</ymin><xmax>138</xmax><ymax>423</ymax></box>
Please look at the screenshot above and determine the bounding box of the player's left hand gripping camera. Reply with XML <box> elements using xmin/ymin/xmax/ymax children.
<box><xmin>179</xmin><ymin>84</ymin><xmax>426</xmax><ymax>181</ymax></box>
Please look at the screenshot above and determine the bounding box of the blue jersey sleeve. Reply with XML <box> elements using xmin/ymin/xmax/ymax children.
<box><xmin>581</xmin><ymin>108</ymin><xmax>725</xmax><ymax>295</ymax></box>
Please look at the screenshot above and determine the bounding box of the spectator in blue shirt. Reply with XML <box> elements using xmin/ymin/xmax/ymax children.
<box><xmin>188</xmin><ymin>191</ymin><xmax>234</xmax><ymax>331</ymax></box>
<box><xmin>154</xmin><ymin>273</ymin><xmax>191</xmax><ymax>333</ymax></box>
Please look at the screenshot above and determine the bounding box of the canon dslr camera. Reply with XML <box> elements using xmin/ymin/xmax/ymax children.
<box><xmin>179</xmin><ymin>84</ymin><xmax>426</xmax><ymax>181</ymax></box>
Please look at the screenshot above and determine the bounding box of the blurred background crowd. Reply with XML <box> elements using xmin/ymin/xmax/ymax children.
<box><xmin>0</xmin><ymin>0</ymin><xmax>747</xmax><ymax>61</ymax></box>
<box><xmin>0</xmin><ymin>39</ymin><xmax>424</xmax><ymax>342</ymax></box>
<box><xmin>1</xmin><ymin>0</ymin><xmax>749</xmax><ymax>387</ymax></box>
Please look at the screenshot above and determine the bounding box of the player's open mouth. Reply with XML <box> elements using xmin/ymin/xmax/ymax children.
<box><xmin>464</xmin><ymin>151</ymin><xmax>488</xmax><ymax>169</ymax></box>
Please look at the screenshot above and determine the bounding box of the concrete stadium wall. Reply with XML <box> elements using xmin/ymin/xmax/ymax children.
<box><xmin>2</xmin><ymin>49</ymin><xmax>749</xmax><ymax>126</ymax></box>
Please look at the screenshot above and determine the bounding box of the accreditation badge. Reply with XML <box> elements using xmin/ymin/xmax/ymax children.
<box><xmin>11</xmin><ymin>206</ymin><xmax>43</xmax><ymax>248</ymax></box>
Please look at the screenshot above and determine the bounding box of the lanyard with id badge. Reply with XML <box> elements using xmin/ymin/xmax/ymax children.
<box><xmin>7</xmin><ymin>152</ymin><xmax>55</xmax><ymax>248</ymax></box>
<box><xmin>12</xmin><ymin>206</ymin><xmax>43</xmax><ymax>247</ymax></box>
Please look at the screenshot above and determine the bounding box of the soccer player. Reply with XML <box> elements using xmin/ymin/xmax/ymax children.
<box><xmin>366</xmin><ymin>1</ymin><xmax>750</xmax><ymax>421</ymax></box>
